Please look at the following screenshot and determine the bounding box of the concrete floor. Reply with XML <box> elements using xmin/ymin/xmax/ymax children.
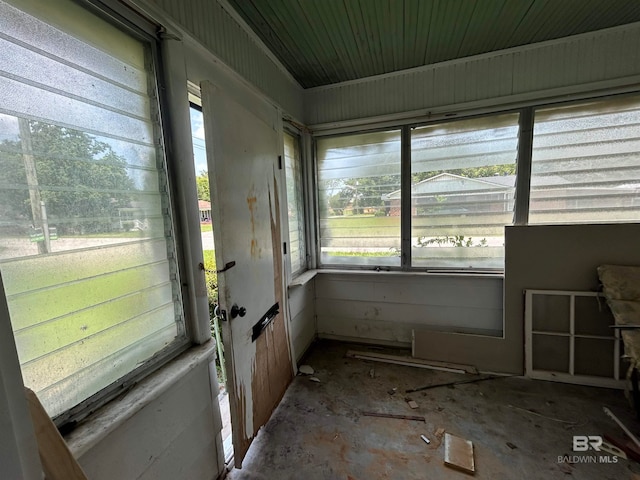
<box><xmin>228</xmin><ymin>340</ymin><xmax>640</xmax><ymax>480</ymax></box>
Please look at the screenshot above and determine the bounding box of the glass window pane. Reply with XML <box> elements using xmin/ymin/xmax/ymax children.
<box><xmin>317</xmin><ymin>130</ymin><xmax>401</xmax><ymax>266</ymax></box>
<box><xmin>530</xmin><ymin>96</ymin><xmax>640</xmax><ymax>224</ymax></box>
<box><xmin>283</xmin><ymin>132</ymin><xmax>306</xmax><ymax>274</ymax></box>
<box><xmin>0</xmin><ymin>0</ymin><xmax>184</xmax><ymax>418</ymax></box>
<box><xmin>410</xmin><ymin>114</ymin><xmax>519</xmax><ymax>269</ymax></box>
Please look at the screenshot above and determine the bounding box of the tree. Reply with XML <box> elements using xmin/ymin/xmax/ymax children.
<box><xmin>320</xmin><ymin>175</ymin><xmax>400</xmax><ymax>216</ymax></box>
<box><xmin>196</xmin><ymin>170</ymin><xmax>210</xmax><ymax>201</ymax></box>
<box><xmin>0</xmin><ymin>121</ymin><xmax>135</xmax><ymax>235</ymax></box>
<box><xmin>412</xmin><ymin>164</ymin><xmax>516</xmax><ymax>183</ymax></box>
<box><xmin>320</xmin><ymin>163</ymin><xmax>516</xmax><ymax>217</ymax></box>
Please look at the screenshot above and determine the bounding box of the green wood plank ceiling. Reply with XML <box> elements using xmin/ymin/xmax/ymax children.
<box><xmin>227</xmin><ymin>0</ymin><xmax>640</xmax><ymax>88</ymax></box>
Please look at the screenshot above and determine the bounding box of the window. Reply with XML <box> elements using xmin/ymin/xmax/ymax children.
<box><xmin>283</xmin><ymin>131</ymin><xmax>306</xmax><ymax>274</ymax></box>
<box><xmin>530</xmin><ymin>96</ymin><xmax>640</xmax><ymax>224</ymax></box>
<box><xmin>0</xmin><ymin>0</ymin><xmax>186</xmax><ymax>419</ymax></box>
<box><xmin>317</xmin><ymin>130</ymin><xmax>401</xmax><ymax>266</ymax></box>
<box><xmin>410</xmin><ymin>114</ymin><xmax>520</xmax><ymax>269</ymax></box>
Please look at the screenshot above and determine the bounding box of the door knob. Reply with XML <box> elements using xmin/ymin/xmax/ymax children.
<box><xmin>230</xmin><ymin>304</ymin><xmax>247</xmax><ymax>319</ymax></box>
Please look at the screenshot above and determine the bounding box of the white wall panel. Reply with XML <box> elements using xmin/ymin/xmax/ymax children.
<box><xmin>289</xmin><ymin>280</ymin><xmax>316</xmax><ymax>361</ymax></box>
<box><xmin>305</xmin><ymin>24</ymin><xmax>640</xmax><ymax>126</ymax></box>
<box><xmin>74</xmin><ymin>353</ymin><xmax>223</xmax><ymax>480</ymax></box>
<box><xmin>316</xmin><ymin>273</ymin><xmax>503</xmax><ymax>347</ymax></box>
<box><xmin>503</xmin><ymin>223</ymin><xmax>640</xmax><ymax>376</ymax></box>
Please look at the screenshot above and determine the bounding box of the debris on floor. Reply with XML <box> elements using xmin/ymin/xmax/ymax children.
<box><xmin>600</xmin><ymin>441</ymin><xmax>627</xmax><ymax>459</ymax></box>
<box><xmin>229</xmin><ymin>340</ymin><xmax>639</xmax><ymax>480</ymax></box>
<box><xmin>387</xmin><ymin>387</ymin><xmax>397</xmax><ymax>395</ymax></box>
<box><xmin>298</xmin><ymin>364</ymin><xmax>314</xmax><ymax>375</ymax></box>
<box><xmin>406</xmin><ymin>375</ymin><xmax>505</xmax><ymax>394</ymax></box>
<box><xmin>309</xmin><ymin>376</ymin><xmax>321</xmax><ymax>383</ymax></box>
<box><xmin>420</xmin><ymin>434</ymin><xmax>430</xmax><ymax>444</ymax></box>
<box><xmin>604</xmin><ymin>406</ymin><xmax>640</xmax><ymax>449</ymax></box>
<box><xmin>361</xmin><ymin>411</ymin><xmax>425</xmax><ymax>422</ymax></box>
<box><xmin>506</xmin><ymin>442</ymin><xmax>517</xmax><ymax>450</ymax></box>
<box><xmin>444</xmin><ymin>433</ymin><xmax>475</xmax><ymax>475</ymax></box>
<box><xmin>558</xmin><ymin>463</ymin><xmax>573</xmax><ymax>475</ymax></box>
<box><xmin>605</xmin><ymin>434</ymin><xmax>640</xmax><ymax>462</ymax></box>
<box><xmin>346</xmin><ymin>349</ymin><xmax>477</xmax><ymax>374</ymax></box>
<box><xmin>508</xmin><ymin>404</ymin><xmax>581</xmax><ymax>427</ymax></box>
<box><xmin>406</xmin><ymin>398</ymin><xmax>419</xmax><ymax>409</ymax></box>
<box><xmin>369</xmin><ymin>368</ymin><xmax>375</xmax><ymax>378</ymax></box>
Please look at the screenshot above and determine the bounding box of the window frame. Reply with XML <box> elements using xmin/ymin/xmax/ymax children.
<box><xmin>528</xmin><ymin>97</ymin><xmax>640</xmax><ymax>226</ymax></box>
<box><xmin>283</xmin><ymin>125</ymin><xmax>309</xmax><ymax>277</ymax></box>
<box><xmin>312</xmin><ymin>91</ymin><xmax>640</xmax><ymax>274</ymax></box>
<box><xmin>313</xmin><ymin>125</ymin><xmax>404</xmax><ymax>270</ymax></box>
<box><xmin>0</xmin><ymin>0</ymin><xmax>198</xmax><ymax>428</ymax></box>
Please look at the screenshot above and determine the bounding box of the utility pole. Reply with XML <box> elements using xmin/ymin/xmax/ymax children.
<box><xmin>18</xmin><ymin>118</ymin><xmax>49</xmax><ymax>254</ymax></box>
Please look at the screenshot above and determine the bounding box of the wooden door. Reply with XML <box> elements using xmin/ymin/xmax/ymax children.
<box><xmin>201</xmin><ymin>81</ymin><xmax>293</xmax><ymax>467</ymax></box>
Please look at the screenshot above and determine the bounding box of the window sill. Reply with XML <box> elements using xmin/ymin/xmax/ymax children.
<box><xmin>316</xmin><ymin>268</ymin><xmax>504</xmax><ymax>279</ymax></box>
<box><xmin>289</xmin><ymin>269</ymin><xmax>318</xmax><ymax>287</ymax></box>
<box><xmin>65</xmin><ymin>340</ymin><xmax>216</xmax><ymax>458</ymax></box>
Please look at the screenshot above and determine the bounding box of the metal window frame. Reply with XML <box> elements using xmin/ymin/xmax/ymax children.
<box><xmin>8</xmin><ymin>0</ymin><xmax>200</xmax><ymax>428</ymax></box>
<box><xmin>400</xmin><ymin>125</ymin><xmax>411</xmax><ymax>270</ymax></box>
<box><xmin>282</xmin><ymin>125</ymin><xmax>308</xmax><ymax>277</ymax></box>
<box><xmin>311</xmin><ymin>89</ymin><xmax>640</xmax><ymax>274</ymax></box>
<box><xmin>313</xmin><ymin>126</ymin><xmax>404</xmax><ymax>271</ymax></box>
<box><xmin>313</xmin><ymin>112</ymin><xmax>520</xmax><ymax>273</ymax></box>
<box><xmin>513</xmin><ymin>108</ymin><xmax>534</xmax><ymax>226</ymax></box>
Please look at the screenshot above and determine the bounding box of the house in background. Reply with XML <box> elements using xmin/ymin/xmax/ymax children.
<box><xmin>383</xmin><ymin>173</ymin><xmax>640</xmax><ymax>219</ymax></box>
<box><xmin>2</xmin><ymin>1</ymin><xmax>640</xmax><ymax>479</ymax></box>
<box><xmin>382</xmin><ymin>173</ymin><xmax>515</xmax><ymax>217</ymax></box>
<box><xmin>199</xmin><ymin>199</ymin><xmax>212</xmax><ymax>223</ymax></box>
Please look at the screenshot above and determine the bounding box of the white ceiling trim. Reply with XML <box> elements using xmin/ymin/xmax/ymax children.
<box><xmin>308</xmin><ymin>77</ymin><xmax>640</xmax><ymax>134</ymax></box>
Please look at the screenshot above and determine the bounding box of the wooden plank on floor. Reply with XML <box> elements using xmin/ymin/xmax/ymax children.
<box><xmin>444</xmin><ymin>433</ymin><xmax>475</xmax><ymax>475</ymax></box>
<box><xmin>346</xmin><ymin>350</ymin><xmax>478</xmax><ymax>374</ymax></box>
<box><xmin>361</xmin><ymin>411</ymin><xmax>425</xmax><ymax>422</ymax></box>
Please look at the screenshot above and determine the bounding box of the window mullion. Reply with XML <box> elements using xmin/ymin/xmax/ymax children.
<box><xmin>306</xmin><ymin>132</ymin><xmax>319</xmax><ymax>270</ymax></box>
<box><xmin>514</xmin><ymin>108</ymin><xmax>534</xmax><ymax>225</ymax></box>
<box><xmin>401</xmin><ymin>125</ymin><xmax>412</xmax><ymax>270</ymax></box>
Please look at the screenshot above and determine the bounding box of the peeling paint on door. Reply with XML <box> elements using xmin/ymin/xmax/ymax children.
<box><xmin>202</xmin><ymin>80</ymin><xmax>292</xmax><ymax>468</ymax></box>
<box><xmin>246</xmin><ymin>189</ymin><xmax>258</xmax><ymax>259</ymax></box>
<box><xmin>251</xmin><ymin>174</ymin><xmax>293</xmax><ymax>429</ymax></box>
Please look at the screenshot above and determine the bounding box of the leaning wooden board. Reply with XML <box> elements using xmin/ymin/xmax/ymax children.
<box><xmin>25</xmin><ymin>388</ymin><xmax>88</xmax><ymax>480</ymax></box>
<box><xmin>444</xmin><ymin>433</ymin><xmax>475</xmax><ymax>475</ymax></box>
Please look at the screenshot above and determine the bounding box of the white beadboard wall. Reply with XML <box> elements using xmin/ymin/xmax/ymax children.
<box><xmin>143</xmin><ymin>0</ymin><xmax>303</xmax><ymax>120</ymax></box>
<box><xmin>316</xmin><ymin>273</ymin><xmax>503</xmax><ymax>347</ymax></box>
<box><xmin>288</xmin><ymin>280</ymin><xmax>316</xmax><ymax>362</ymax></box>
<box><xmin>304</xmin><ymin>23</ymin><xmax>640</xmax><ymax>126</ymax></box>
<box><xmin>76</xmin><ymin>358</ymin><xmax>224</xmax><ymax>480</ymax></box>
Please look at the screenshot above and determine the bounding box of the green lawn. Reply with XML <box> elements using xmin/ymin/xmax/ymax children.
<box><xmin>200</xmin><ymin>223</ymin><xmax>213</xmax><ymax>233</ymax></box>
<box><xmin>325</xmin><ymin>251</ymin><xmax>398</xmax><ymax>257</ymax></box>
<box><xmin>202</xmin><ymin>249</ymin><xmax>217</xmax><ymax>304</ymax></box>
<box><xmin>323</xmin><ymin>215</ymin><xmax>399</xmax><ymax>237</ymax></box>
